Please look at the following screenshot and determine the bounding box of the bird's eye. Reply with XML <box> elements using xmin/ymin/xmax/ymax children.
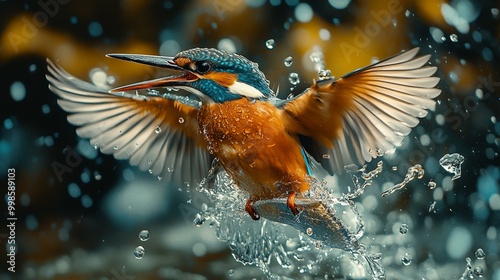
<box><xmin>195</xmin><ymin>61</ymin><xmax>212</xmax><ymax>73</ymax></box>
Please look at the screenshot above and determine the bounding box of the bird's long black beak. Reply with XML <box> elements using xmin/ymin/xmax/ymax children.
<box><xmin>106</xmin><ymin>53</ymin><xmax>198</xmax><ymax>92</ymax></box>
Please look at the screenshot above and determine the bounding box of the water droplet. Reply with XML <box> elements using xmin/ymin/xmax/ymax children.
<box><xmin>450</xmin><ymin>34</ymin><xmax>458</xmax><ymax>42</ymax></box>
<box><xmin>148</xmin><ymin>169</ymin><xmax>153</xmax><ymax>174</ymax></box>
<box><xmin>475</xmin><ymin>248</ymin><xmax>486</xmax><ymax>259</ymax></box>
<box><xmin>139</xmin><ymin>229</ymin><xmax>150</xmax><ymax>241</ymax></box>
<box><xmin>134</xmin><ymin>246</ymin><xmax>145</xmax><ymax>259</ymax></box>
<box><xmin>284</xmin><ymin>56</ymin><xmax>293</xmax><ymax>67</ymax></box>
<box><xmin>178</xmin><ymin>117</ymin><xmax>185</xmax><ymax>124</ymax></box>
<box><xmin>439</xmin><ymin>153</ymin><xmax>465</xmax><ymax>180</ymax></box>
<box><xmin>155</xmin><ymin>126</ymin><xmax>161</xmax><ymax>133</ymax></box>
<box><xmin>322</xmin><ymin>154</ymin><xmax>331</xmax><ymax>159</ymax></box>
<box><xmin>401</xmin><ymin>253</ymin><xmax>412</xmax><ymax>266</ymax></box>
<box><xmin>429</xmin><ymin>201</ymin><xmax>437</xmax><ymax>212</ymax></box>
<box><xmin>289</xmin><ymin>72</ymin><xmax>300</xmax><ymax>85</ymax></box>
<box><xmin>372</xmin><ymin>253</ymin><xmax>382</xmax><ymax>261</ymax></box>
<box><xmin>417</xmin><ymin>168</ymin><xmax>425</xmax><ymax>179</ymax></box>
<box><xmin>428</xmin><ymin>181</ymin><xmax>437</xmax><ymax>189</ymax></box>
<box><xmin>318</xmin><ymin>69</ymin><xmax>331</xmax><ymax>80</ymax></box>
<box><xmin>399</xmin><ymin>223</ymin><xmax>409</xmax><ymax>234</ymax></box>
<box><xmin>201</xmin><ymin>203</ymin><xmax>208</xmax><ymax>212</ymax></box>
<box><xmin>392</xmin><ymin>166</ymin><xmax>398</xmax><ymax>171</ymax></box>
<box><xmin>293</xmin><ymin>253</ymin><xmax>304</xmax><ymax>261</ymax></box>
<box><xmin>94</xmin><ymin>171</ymin><xmax>102</xmax><ymax>180</ymax></box>
<box><xmin>381</xmin><ymin>164</ymin><xmax>424</xmax><ymax>197</ymax></box>
<box><xmin>473</xmin><ymin>266</ymin><xmax>484</xmax><ymax>277</ymax></box>
<box><xmin>228</xmin><ymin>269</ymin><xmax>234</xmax><ymax>276</ymax></box>
<box><xmin>113</xmin><ymin>145</ymin><xmax>118</xmax><ymax>150</ymax></box>
<box><xmin>265</xmin><ymin>39</ymin><xmax>275</xmax><ymax>49</ymax></box>
<box><xmin>306</xmin><ymin>227</ymin><xmax>313</xmax><ymax>236</ymax></box>
<box><xmin>193</xmin><ymin>213</ymin><xmax>205</xmax><ymax>226</ymax></box>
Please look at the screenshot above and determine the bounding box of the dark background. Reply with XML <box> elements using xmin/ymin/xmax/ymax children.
<box><xmin>0</xmin><ymin>0</ymin><xmax>499</xmax><ymax>279</ymax></box>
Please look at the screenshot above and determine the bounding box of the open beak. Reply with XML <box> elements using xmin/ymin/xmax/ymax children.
<box><xmin>106</xmin><ymin>54</ymin><xmax>198</xmax><ymax>92</ymax></box>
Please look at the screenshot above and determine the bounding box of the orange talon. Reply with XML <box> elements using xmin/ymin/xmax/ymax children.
<box><xmin>245</xmin><ymin>198</ymin><xmax>260</xmax><ymax>220</ymax></box>
<box><xmin>287</xmin><ymin>191</ymin><xmax>299</xmax><ymax>215</ymax></box>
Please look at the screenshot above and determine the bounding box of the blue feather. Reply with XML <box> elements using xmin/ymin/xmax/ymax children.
<box><xmin>300</xmin><ymin>147</ymin><xmax>313</xmax><ymax>176</ymax></box>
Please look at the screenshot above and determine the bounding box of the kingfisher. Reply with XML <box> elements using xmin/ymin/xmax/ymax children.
<box><xmin>47</xmin><ymin>47</ymin><xmax>440</xmax><ymax>220</ymax></box>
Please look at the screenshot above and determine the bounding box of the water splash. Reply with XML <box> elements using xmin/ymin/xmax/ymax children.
<box><xmin>459</xmin><ymin>257</ymin><xmax>473</xmax><ymax>280</ymax></box>
<box><xmin>194</xmin><ymin>171</ymin><xmax>385</xmax><ymax>279</ymax></box>
<box><xmin>309</xmin><ymin>46</ymin><xmax>332</xmax><ymax>80</ymax></box>
<box><xmin>310</xmin><ymin>47</ymin><xmax>325</xmax><ymax>71</ymax></box>
<box><xmin>439</xmin><ymin>153</ymin><xmax>465</xmax><ymax>180</ymax></box>
<box><xmin>346</xmin><ymin>161</ymin><xmax>384</xmax><ymax>200</ymax></box>
<box><xmin>381</xmin><ymin>164</ymin><xmax>425</xmax><ymax>197</ymax></box>
<box><xmin>458</xmin><ymin>256</ymin><xmax>485</xmax><ymax>279</ymax></box>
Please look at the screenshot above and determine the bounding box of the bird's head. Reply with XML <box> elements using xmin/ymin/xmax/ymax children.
<box><xmin>108</xmin><ymin>48</ymin><xmax>273</xmax><ymax>103</ymax></box>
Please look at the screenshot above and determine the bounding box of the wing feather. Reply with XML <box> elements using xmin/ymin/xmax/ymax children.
<box><xmin>283</xmin><ymin>47</ymin><xmax>441</xmax><ymax>174</ymax></box>
<box><xmin>47</xmin><ymin>59</ymin><xmax>211</xmax><ymax>187</ymax></box>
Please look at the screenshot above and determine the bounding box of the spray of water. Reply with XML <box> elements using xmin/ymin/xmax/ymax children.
<box><xmin>193</xmin><ymin>162</ymin><xmax>386</xmax><ymax>279</ymax></box>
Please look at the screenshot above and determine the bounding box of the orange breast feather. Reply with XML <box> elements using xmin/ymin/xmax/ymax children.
<box><xmin>198</xmin><ymin>98</ymin><xmax>310</xmax><ymax>199</ymax></box>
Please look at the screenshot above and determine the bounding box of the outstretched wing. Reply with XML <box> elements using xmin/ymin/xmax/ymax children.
<box><xmin>47</xmin><ymin>59</ymin><xmax>211</xmax><ymax>187</ymax></box>
<box><xmin>282</xmin><ymin>47</ymin><xmax>440</xmax><ymax>174</ymax></box>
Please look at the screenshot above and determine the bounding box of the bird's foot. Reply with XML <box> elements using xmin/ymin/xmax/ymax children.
<box><xmin>245</xmin><ymin>198</ymin><xmax>260</xmax><ymax>220</ymax></box>
<box><xmin>287</xmin><ymin>191</ymin><xmax>300</xmax><ymax>215</ymax></box>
